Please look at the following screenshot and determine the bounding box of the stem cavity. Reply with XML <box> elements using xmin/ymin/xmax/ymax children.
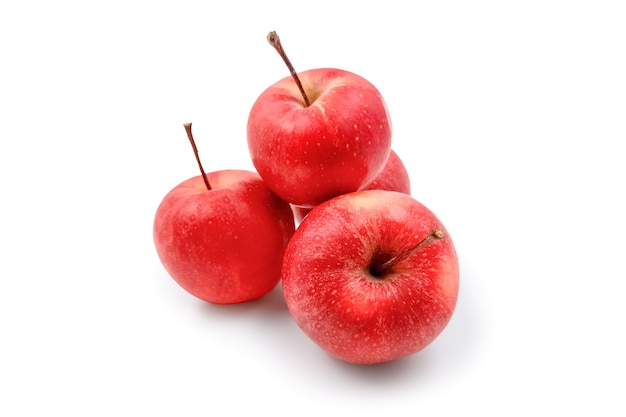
<box><xmin>371</xmin><ymin>229</ymin><xmax>445</xmax><ymax>277</ymax></box>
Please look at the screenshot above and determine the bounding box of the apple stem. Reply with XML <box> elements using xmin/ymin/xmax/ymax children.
<box><xmin>267</xmin><ymin>31</ymin><xmax>311</xmax><ymax>107</ymax></box>
<box><xmin>183</xmin><ymin>123</ymin><xmax>211</xmax><ymax>191</ymax></box>
<box><xmin>372</xmin><ymin>229</ymin><xmax>445</xmax><ymax>277</ymax></box>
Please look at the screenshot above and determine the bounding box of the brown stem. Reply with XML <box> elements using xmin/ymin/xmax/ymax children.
<box><xmin>372</xmin><ymin>229</ymin><xmax>445</xmax><ymax>277</ymax></box>
<box><xmin>267</xmin><ymin>31</ymin><xmax>311</xmax><ymax>107</ymax></box>
<box><xmin>183</xmin><ymin>123</ymin><xmax>211</xmax><ymax>191</ymax></box>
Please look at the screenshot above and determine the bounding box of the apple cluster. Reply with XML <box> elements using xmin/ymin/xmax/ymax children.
<box><xmin>153</xmin><ymin>32</ymin><xmax>459</xmax><ymax>365</ymax></box>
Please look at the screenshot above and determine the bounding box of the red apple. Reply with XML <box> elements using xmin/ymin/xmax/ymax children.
<box><xmin>281</xmin><ymin>190</ymin><xmax>459</xmax><ymax>364</ymax></box>
<box><xmin>361</xmin><ymin>148</ymin><xmax>411</xmax><ymax>194</ymax></box>
<box><xmin>247</xmin><ymin>32</ymin><xmax>392</xmax><ymax>208</ymax></box>
<box><xmin>292</xmin><ymin>149</ymin><xmax>411</xmax><ymax>223</ymax></box>
<box><xmin>153</xmin><ymin>124</ymin><xmax>295</xmax><ymax>304</ymax></box>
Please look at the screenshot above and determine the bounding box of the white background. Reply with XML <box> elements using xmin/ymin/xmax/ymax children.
<box><xmin>1</xmin><ymin>1</ymin><xmax>625</xmax><ymax>415</ymax></box>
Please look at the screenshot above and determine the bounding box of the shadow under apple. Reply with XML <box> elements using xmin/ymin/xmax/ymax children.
<box><xmin>198</xmin><ymin>282</ymin><xmax>290</xmax><ymax>318</ymax></box>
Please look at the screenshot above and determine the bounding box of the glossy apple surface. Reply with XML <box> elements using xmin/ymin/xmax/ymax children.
<box><xmin>292</xmin><ymin>149</ymin><xmax>411</xmax><ymax>223</ymax></box>
<box><xmin>154</xmin><ymin>170</ymin><xmax>295</xmax><ymax>304</ymax></box>
<box><xmin>247</xmin><ymin>68</ymin><xmax>392</xmax><ymax>208</ymax></box>
<box><xmin>282</xmin><ymin>190</ymin><xmax>459</xmax><ymax>364</ymax></box>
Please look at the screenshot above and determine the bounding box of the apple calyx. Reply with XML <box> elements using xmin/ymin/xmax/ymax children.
<box><xmin>183</xmin><ymin>122</ymin><xmax>211</xmax><ymax>191</ymax></box>
<box><xmin>370</xmin><ymin>229</ymin><xmax>445</xmax><ymax>278</ymax></box>
<box><xmin>267</xmin><ymin>31</ymin><xmax>311</xmax><ymax>107</ymax></box>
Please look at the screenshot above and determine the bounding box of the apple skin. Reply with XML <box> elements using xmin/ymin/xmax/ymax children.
<box><xmin>154</xmin><ymin>170</ymin><xmax>295</xmax><ymax>304</ymax></box>
<box><xmin>247</xmin><ymin>68</ymin><xmax>392</xmax><ymax>208</ymax></box>
<box><xmin>292</xmin><ymin>149</ymin><xmax>411</xmax><ymax>223</ymax></box>
<box><xmin>361</xmin><ymin>148</ymin><xmax>411</xmax><ymax>194</ymax></box>
<box><xmin>281</xmin><ymin>190</ymin><xmax>459</xmax><ymax>364</ymax></box>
